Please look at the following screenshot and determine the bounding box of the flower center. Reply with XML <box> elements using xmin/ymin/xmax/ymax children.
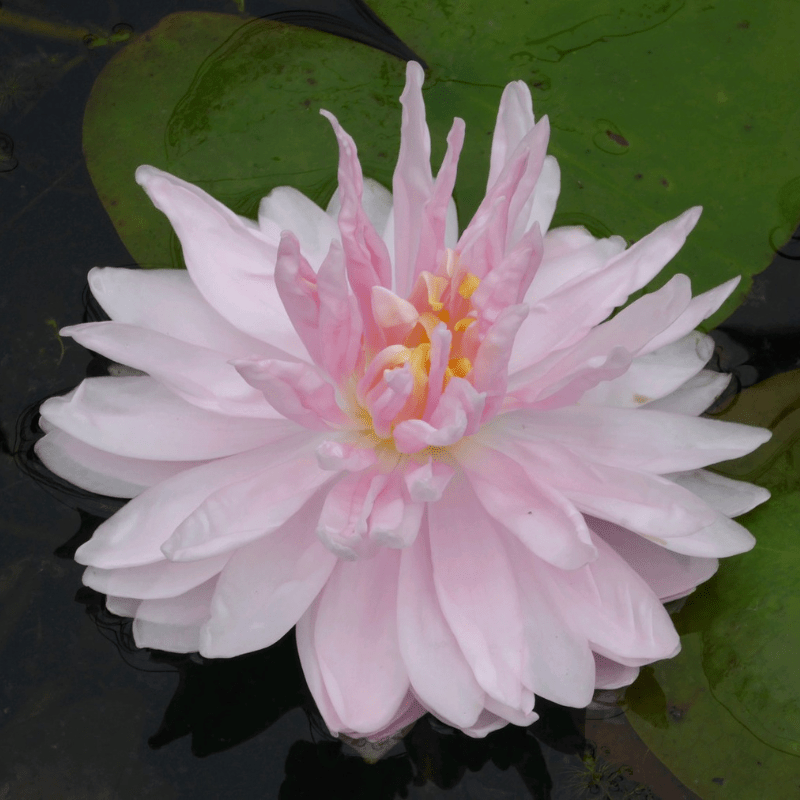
<box><xmin>346</xmin><ymin>249</ymin><xmax>482</xmax><ymax>446</ymax></box>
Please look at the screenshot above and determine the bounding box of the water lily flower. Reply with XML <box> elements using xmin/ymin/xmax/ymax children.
<box><xmin>38</xmin><ymin>61</ymin><xmax>770</xmax><ymax>743</ymax></box>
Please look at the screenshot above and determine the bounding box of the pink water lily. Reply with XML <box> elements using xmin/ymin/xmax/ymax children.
<box><xmin>38</xmin><ymin>61</ymin><xmax>770</xmax><ymax>742</ymax></box>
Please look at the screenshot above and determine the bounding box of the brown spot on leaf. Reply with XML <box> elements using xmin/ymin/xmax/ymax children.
<box><xmin>606</xmin><ymin>130</ymin><xmax>629</xmax><ymax>147</ymax></box>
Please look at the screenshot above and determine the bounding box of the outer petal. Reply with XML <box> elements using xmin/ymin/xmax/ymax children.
<box><xmin>133</xmin><ymin>576</ymin><xmax>218</xmax><ymax>653</ymax></box>
<box><xmin>427</xmin><ymin>475</ymin><xmax>526</xmax><ymax>709</ymax></box>
<box><xmin>496</xmin><ymin>405</ymin><xmax>771</xmax><ymax>473</ymax></box>
<box><xmin>645</xmin><ymin>369</ymin><xmax>731</xmax><ymax>415</ymax></box>
<box><xmin>35</xmin><ymin>428</ymin><xmax>199</xmax><ymax>498</ymax></box>
<box><xmin>462</xmin><ymin>445</ymin><xmax>597</xmax><ymax>570</ymax></box>
<box><xmin>593</xmin><ymin>654</ymin><xmax>640</xmax><ymax>690</ymax></box>
<box><xmin>83</xmin><ymin>554</ymin><xmax>230</xmax><ymax>600</ymax></box>
<box><xmin>258</xmin><ymin>185</ymin><xmax>339</xmax><ymax>268</ymax></box>
<box><xmin>200</xmin><ymin>491</ymin><xmax>337</xmax><ymax>657</ymax></box>
<box><xmin>135</xmin><ymin>166</ymin><xmax>306</xmax><ymax>357</ymax></box>
<box><xmin>313</xmin><ymin>550</ymin><xmax>409</xmax><ymax>733</ymax></box>
<box><xmin>578</xmin><ymin>332</ymin><xmax>715</xmax><ymax>409</ymax></box>
<box><xmin>88</xmin><ymin>267</ymin><xmax>284</xmax><ymax>358</ymax></box>
<box><xmin>161</xmin><ymin>444</ymin><xmax>334</xmax><ymax>561</ymax></box>
<box><xmin>592</xmin><ymin>518</ymin><xmax>719</xmax><ymax>602</ymax></box>
<box><xmin>487</xmin><ymin>80</ymin><xmax>535</xmax><ymax>190</ymax></box>
<box><xmin>503</xmin><ymin>534</ymin><xmax>596</xmax><ymax>707</ymax></box>
<box><xmin>397</xmin><ymin>524</ymin><xmax>486</xmax><ymax>729</ymax></box>
<box><xmin>539</xmin><ymin>533</ymin><xmax>680</xmax><ymax>667</ymax></box>
<box><xmin>513</xmin><ymin>208</ymin><xmax>703</xmax><ymax>367</ymax></box>
<box><xmin>40</xmin><ymin>377</ymin><xmax>289</xmax><ymax>461</ymax></box>
<box><xmin>62</xmin><ymin>322</ymin><xmax>273</xmax><ymax>418</ymax></box>
<box><xmin>666</xmin><ymin>469</ymin><xmax>770</xmax><ymax>518</ymax></box>
<box><xmin>74</xmin><ymin>428</ymin><xmax>316</xmax><ymax>569</ymax></box>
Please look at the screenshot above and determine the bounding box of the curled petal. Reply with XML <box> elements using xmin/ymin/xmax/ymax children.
<box><xmin>316</xmin><ymin>469</ymin><xmax>389</xmax><ymax>559</ymax></box>
<box><xmin>403</xmin><ymin>458</ymin><xmax>454</xmax><ymax>502</ymax></box>
<box><xmin>233</xmin><ymin>357</ymin><xmax>347</xmax><ymax>430</ymax></box>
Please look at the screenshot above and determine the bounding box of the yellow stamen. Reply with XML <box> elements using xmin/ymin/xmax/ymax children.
<box><xmin>448</xmin><ymin>356</ymin><xmax>472</xmax><ymax>378</ymax></box>
<box><xmin>422</xmin><ymin>273</ymin><xmax>448</xmax><ymax>312</ymax></box>
<box><xmin>458</xmin><ymin>272</ymin><xmax>481</xmax><ymax>300</ymax></box>
<box><xmin>453</xmin><ymin>316</ymin><xmax>476</xmax><ymax>333</ymax></box>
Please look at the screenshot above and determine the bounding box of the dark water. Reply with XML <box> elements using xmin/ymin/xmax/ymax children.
<box><xmin>2</xmin><ymin>1</ymin><xmax>798</xmax><ymax>798</ymax></box>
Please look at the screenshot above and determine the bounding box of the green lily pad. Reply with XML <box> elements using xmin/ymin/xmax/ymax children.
<box><xmin>626</xmin><ymin>370</ymin><xmax>800</xmax><ymax>796</ymax></box>
<box><xmin>83</xmin><ymin>12</ymin><xmax>406</xmax><ymax>269</ymax></box>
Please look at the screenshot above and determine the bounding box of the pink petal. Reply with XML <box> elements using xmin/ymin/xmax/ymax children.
<box><xmin>513</xmin><ymin>209</ymin><xmax>703</xmax><ymax>367</ymax></box>
<box><xmin>522</xmin><ymin>228</ymin><xmax>626</xmax><ymax>306</ymax></box>
<box><xmin>504</xmin><ymin>534</ymin><xmax>596</xmax><ymax>707</ymax></box>
<box><xmin>397</xmin><ymin>525</ymin><xmax>486</xmax><ymax>729</ymax></box>
<box><xmin>427</xmin><ymin>475</ymin><xmax>526</xmax><ymax>708</ymax></box>
<box><xmin>364</xmin><ymin>364</ymin><xmax>414</xmax><ymax>438</ymax></box>
<box><xmin>313</xmin><ymin>549</ymin><xmax>409</xmax><ymax>733</ymax></box>
<box><xmin>642</xmin><ymin>276</ymin><xmax>740</xmax><ymax>354</ymax></box>
<box><xmin>88</xmin><ymin>267</ymin><xmax>283</xmax><ymax>358</ymax></box>
<box><xmin>462</xmin><ymin>445</ymin><xmax>597</xmax><ymax>570</ymax></box>
<box><xmin>521</xmin><ymin>154</ymin><xmax>560</xmax><ymax>239</ymax></box>
<box><xmin>666</xmin><ymin>469</ymin><xmax>770</xmax><ymax>518</ymax></box>
<box><xmin>326</xmin><ymin>177</ymin><xmax>393</xmax><ymax>238</ymax></box>
<box><xmin>392</xmin><ymin>376</ymin><xmax>485</xmax><ymax>453</ymax></box>
<box><xmin>368</xmin><ymin>473</ymin><xmax>424</xmax><ymax>548</ymax></box>
<box><xmin>471</xmin><ymin>223</ymin><xmax>543</xmax><ymax>328</ymax></box>
<box><xmin>258</xmin><ymin>185</ymin><xmax>339</xmax><ymax>268</ymax></box>
<box><xmin>135</xmin><ymin>166</ymin><xmax>306</xmax><ymax>356</ymax></box>
<box><xmin>40</xmin><ymin>377</ymin><xmax>290</xmax><ymax>461</ymax></box>
<box><xmin>273</xmin><ymin>232</ymin><xmax>324</xmax><ymax>365</ymax></box>
<box><xmin>316</xmin><ymin>469</ymin><xmax>388</xmax><ymax>559</ymax></box>
<box><xmin>510</xmin><ymin>274</ymin><xmax>693</xmax><ymax>395</ymax></box>
<box><xmin>133</xmin><ymin>576</ymin><xmax>218</xmax><ymax>653</ymax></box>
<box><xmin>411</xmin><ymin>118</ymin><xmax>465</xmax><ymax>280</ymax></box>
<box><xmin>296</xmin><ymin>597</ymin><xmax>347</xmax><ymax>734</ymax></box>
<box><xmin>392</xmin><ymin>61</ymin><xmax>435</xmax><ymax>296</ymax></box>
<box><xmin>200</xmin><ymin>491</ymin><xmax>337</xmax><ymax>656</ymax></box>
<box><xmin>592</xmin><ymin>518</ymin><xmax>718</xmax><ymax>602</ymax></box>
<box><xmin>403</xmin><ymin>458</ymin><xmax>454</xmax><ymax>502</ymax></box>
<box><xmin>83</xmin><ymin>553</ymin><xmax>230</xmax><ymax>600</ymax></box>
<box><xmin>316</xmin><ymin>440</ymin><xmax>377</xmax><ymax>472</ymax></box>
<box><xmin>62</xmin><ymin>322</ymin><xmax>273</xmax><ymax>417</ymax></box>
<box><xmin>320</xmin><ymin>110</ymin><xmax>393</xmax><ymax>336</ymax></box>
<box><xmin>74</xmin><ymin>429</ymin><xmax>316</xmax><ymax>569</ymax></box>
<box><xmin>316</xmin><ymin>240</ymin><xmax>364</xmax><ymax>382</ymax></box>
<box><xmin>487</xmin><ymin>80</ymin><xmax>535</xmax><ymax>191</ymax></box>
<box><xmin>593</xmin><ymin>654</ymin><xmax>640</xmax><ymax>690</ymax></box>
<box><xmin>35</xmin><ymin>429</ymin><xmax>200</xmax><ymax>498</ymax></box>
<box><xmin>233</xmin><ymin>357</ymin><xmax>346</xmax><ymax>430</ymax></box>
<box><xmin>645</xmin><ymin>369</ymin><xmax>731</xmax><ymax>415</ymax></box>
<box><xmin>578</xmin><ymin>332</ymin><xmax>715</xmax><ymax>409</ymax></box>
<box><xmin>651</xmin><ymin>516</ymin><xmax>755</xmax><ymax>558</ymax></box>
<box><xmin>538</xmin><ymin>532</ymin><xmax>680</xmax><ymax>667</ymax></box>
<box><xmin>498</xmin><ymin>405</ymin><xmax>771</xmax><ymax>473</ymax></box>
<box><xmin>106</xmin><ymin>596</ymin><xmax>140</xmax><ymax>617</ymax></box>
<box><xmin>503</xmin><ymin>438</ymin><xmax>723</xmax><ymax>542</ymax></box>
<box><xmin>470</xmin><ymin>304</ymin><xmax>529</xmax><ymax>420</ymax></box>
<box><xmin>162</xmin><ymin>446</ymin><xmax>333</xmax><ymax>561</ymax></box>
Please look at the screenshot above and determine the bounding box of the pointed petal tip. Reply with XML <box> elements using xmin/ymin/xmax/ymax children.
<box><xmin>683</xmin><ymin>205</ymin><xmax>703</xmax><ymax>228</ymax></box>
<box><xmin>406</xmin><ymin>60</ymin><xmax>425</xmax><ymax>84</ymax></box>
